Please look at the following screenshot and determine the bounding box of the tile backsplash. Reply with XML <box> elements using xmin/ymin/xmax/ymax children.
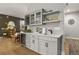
<box><xmin>27</xmin><ymin>22</ymin><xmax>63</xmax><ymax>34</ymax></box>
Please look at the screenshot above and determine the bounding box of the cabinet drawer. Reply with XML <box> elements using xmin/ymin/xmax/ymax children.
<box><xmin>38</xmin><ymin>36</ymin><xmax>57</xmax><ymax>41</ymax></box>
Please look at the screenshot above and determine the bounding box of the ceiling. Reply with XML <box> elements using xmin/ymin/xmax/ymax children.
<box><xmin>0</xmin><ymin>3</ymin><xmax>78</xmax><ymax>18</ymax></box>
<box><xmin>0</xmin><ymin>3</ymin><xmax>65</xmax><ymax>19</ymax></box>
<box><xmin>0</xmin><ymin>3</ymin><xmax>27</xmax><ymax>18</ymax></box>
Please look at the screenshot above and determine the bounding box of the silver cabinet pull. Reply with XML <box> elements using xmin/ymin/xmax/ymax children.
<box><xmin>32</xmin><ymin>40</ymin><xmax>35</xmax><ymax>43</ymax></box>
<box><xmin>45</xmin><ymin>42</ymin><xmax>48</xmax><ymax>47</ymax></box>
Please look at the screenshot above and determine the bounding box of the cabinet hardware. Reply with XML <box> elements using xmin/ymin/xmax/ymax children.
<box><xmin>32</xmin><ymin>40</ymin><xmax>35</xmax><ymax>43</ymax></box>
<box><xmin>45</xmin><ymin>42</ymin><xmax>48</xmax><ymax>47</ymax></box>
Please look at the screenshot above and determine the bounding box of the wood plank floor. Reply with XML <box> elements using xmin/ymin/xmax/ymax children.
<box><xmin>0</xmin><ymin>38</ymin><xmax>39</xmax><ymax>55</ymax></box>
<box><xmin>1</xmin><ymin>37</ymin><xmax>79</xmax><ymax>55</ymax></box>
<box><xmin>64</xmin><ymin>39</ymin><xmax>79</xmax><ymax>55</ymax></box>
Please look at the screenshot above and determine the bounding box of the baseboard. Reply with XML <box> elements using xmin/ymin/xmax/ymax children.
<box><xmin>66</xmin><ymin>36</ymin><xmax>79</xmax><ymax>40</ymax></box>
<box><xmin>24</xmin><ymin>47</ymin><xmax>41</xmax><ymax>55</ymax></box>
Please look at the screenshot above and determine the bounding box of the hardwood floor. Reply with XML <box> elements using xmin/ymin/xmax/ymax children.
<box><xmin>64</xmin><ymin>39</ymin><xmax>69</xmax><ymax>55</ymax></box>
<box><xmin>64</xmin><ymin>39</ymin><xmax>79</xmax><ymax>55</ymax></box>
<box><xmin>0</xmin><ymin>38</ymin><xmax>39</xmax><ymax>55</ymax></box>
<box><xmin>1</xmin><ymin>37</ymin><xmax>79</xmax><ymax>55</ymax></box>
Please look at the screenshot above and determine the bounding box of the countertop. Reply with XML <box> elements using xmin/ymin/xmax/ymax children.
<box><xmin>21</xmin><ymin>32</ymin><xmax>63</xmax><ymax>38</ymax></box>
<box><xmin>37</xmin><ymin>33</ymin><xmax>63</xmax><ymax>38</ymax></box>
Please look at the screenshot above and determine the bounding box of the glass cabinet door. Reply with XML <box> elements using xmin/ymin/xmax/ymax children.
<box><xmin>35</xmin><ymin>10</ymin><xmax>43</xmax><ymax>25</ymax></box>
<box><xmin>30</xmin><ymin>14</ymin><xmax>35</xmax><ymax>24</ymax></box>
<box><xmin>36</xmin><ymin>12</ymin><xmax>41</xmax><ymax>24</ymax></box>
<box><xmin>29</xmin><ymin>9</ymin><xmax>44</xmax><ymax>25</ymax></box>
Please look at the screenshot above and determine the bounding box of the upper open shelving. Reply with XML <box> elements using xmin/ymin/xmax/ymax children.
<box><xmin>25</xmin><ymin>9</ymin><xmax>61</xmax><ymax>25</ymax></box>
<box><xmin>43</xmin><ymin>11</ymin><xmax>60</xmax><ymax>16</ymax></box>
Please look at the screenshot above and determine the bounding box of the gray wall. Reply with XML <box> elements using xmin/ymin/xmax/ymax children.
<box><xmin>0</xmin><ymin>14</ymin><xmax>23</xmax><ymax>37</ymax></box>
<box><xmin>64</xmin><ymin>11</ymin><xmax>79</xmax><ymax>38</ymax></box>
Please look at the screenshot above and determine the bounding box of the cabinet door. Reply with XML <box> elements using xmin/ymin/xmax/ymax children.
<box><xmin>34</xmin><ymin>36</ymin><xmax>39</xmax><ymax>52</ymax></box>
<box><xmin>39</xmin><ymin>39</ymin><xmax>57</xmax><ymax>55</ymax></box>
<box><xmin>29</xmin><ymin>9</ymin><xmax>43</xmax><ymax>25</ymax></box>
<box><xmin>30</xmin><ymin>38</ymin><xmax>35</xmax><ymax>50</ymax></box>
<box><xmin>39</xmin><ymin>39</ymin><xmax>47</xmax><ymax>55</ymax></box>
<box><xmin>25</xmin><ymin>34</ymin><xmax>31</xmax><ymax>48</ymax></box>
<box><xmin>30</xmin><ymin>13</ymin><xmax>36</xmax><ymax>25</ymax></box>
<box><xmin>36</xmin><ymin>11</ymin><xmax>42</xmax><ymax>25</ymax></box>
<box><xmin>25</xmin><ymin>15</ymin><xmax>29</xmax><ymax>25</ymax></box>
<box><xmin>38</xmin><ymin>36</ymin><xmax>58</xmax><ymax>55</ymax></box>
<box><xmin>30</xmin><ymin>35</ymin><xmax>39</xmax><ymax>52</ymax></box>
<box><xmin>47</xmin><ymin>39</ymin><xmax>57</xmax><ymax>55</ymax></box>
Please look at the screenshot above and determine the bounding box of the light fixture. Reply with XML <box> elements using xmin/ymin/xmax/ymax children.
<box><xmin>67</xmin><ymin>9</ymin><xmax>70</xmax><ymax>12</ymax></box>
<box><xmin>8</xmin><ymin>21</ymin><xmax>15</xmax><ymax>27</ymax></box>
<box><xmin>6</xmin><ymin>16</ymin><xmax>9</xmax><ymax>18</ymax></box>
<box><xmin>65</xmin><ymin>3</ymin><xmax>70</xmax><ymax>13</ymax></box>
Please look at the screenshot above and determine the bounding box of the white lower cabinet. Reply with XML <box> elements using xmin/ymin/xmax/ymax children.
<box><xmin>39</xmin><ymin>39</ymin><xmax>47</xmax><ymax>54</ymax></box>
<box><xmin>25</xmin><ymin>33</ymin><xmax>31</xmax><ymax>48</ymax></box>
<box><xmin>38</xmin><ymin>36</ymin><xmax>57</xmax><ymax>55</ymax></box>
<box><xmin>25</xmin><ymin>33</ymin><xmax>39</xmax><ymax>53</ymax></box>
<box><xmin>25</xmin><ymin>33</ymin><xmax>62</xmax><ymax>55</ymax></box>
<box><xmin>47</xmin><ymin>40</ymin><xmax>57</xmax><ymax>55</ymax></box>
<box><xmin>30</xmin><ymin>35</ymin><xmax>38</xmax><ymax>52</ymax></box>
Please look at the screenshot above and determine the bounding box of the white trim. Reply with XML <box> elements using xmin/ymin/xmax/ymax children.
<box><xmin>66</xmin><ymin>36</ymin><xmax>79</xmax><ymax>40</ymax></box>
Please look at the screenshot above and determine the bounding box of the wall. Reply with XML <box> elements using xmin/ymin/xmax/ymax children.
<box><xmin>0</xmin><ymin>14</ymin><xmax>23</xmax><ymax>37</ymax></box>
<box><xmin>64</xmin><ymin>11</ymin><xmax>79</xmax><ymax>38</ymax></box>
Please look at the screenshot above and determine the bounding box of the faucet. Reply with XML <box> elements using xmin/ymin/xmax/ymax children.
<box><xmin>48</xmin><ymin>29</ymin><xmax>53</xmax><ymax>34</ymax></box>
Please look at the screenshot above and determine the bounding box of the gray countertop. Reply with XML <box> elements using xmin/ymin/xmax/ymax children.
<box><xmin>21</xmin><ymin>32</ymin><xmax>63</xmax><ymax>38</ymax></box>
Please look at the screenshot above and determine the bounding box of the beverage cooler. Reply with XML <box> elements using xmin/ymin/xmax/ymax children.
<box><xmin>20</xmin><ymin>33</ymin><xmax>26</xmax><ymax>46</ymax></box>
